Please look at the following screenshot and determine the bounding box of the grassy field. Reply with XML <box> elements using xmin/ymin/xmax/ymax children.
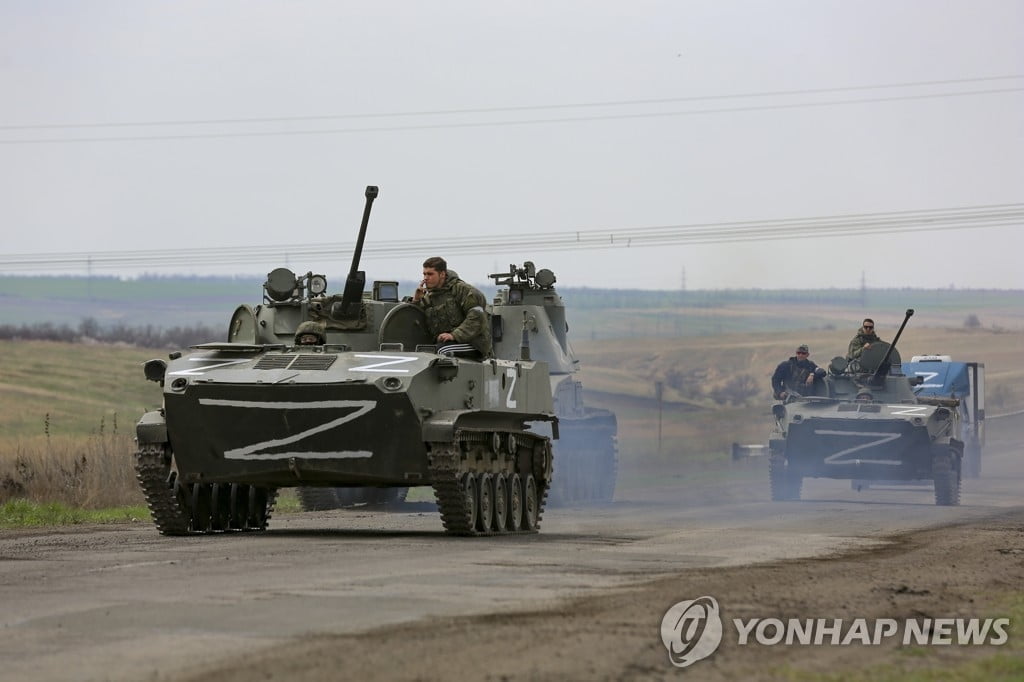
<box><xmin>0</xmin><ymin>340</ymin><xmax>163</xmax><ymax>438</ymax></box>
<box><xmin>0</xmin><ymin>298</ymin><xmax>1021</xmax><ymax>513</ymax></box>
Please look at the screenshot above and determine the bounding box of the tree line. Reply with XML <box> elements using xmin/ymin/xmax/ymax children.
<box><xmin>0</xmin><ymin>318</ymin><xmax>218</xmax><ymax>349</ymax></box>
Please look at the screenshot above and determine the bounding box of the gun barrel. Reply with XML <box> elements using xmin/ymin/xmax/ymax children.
<box><xmin>874</xmin><ymin>308</ymin><xmax>914</xmax><ymax>378</ymax></box>
<box><xmin>348</xmin><ymin>185</ymin><xmax>378</xmax><ymax>281</ymax></box>
<box><xmin>338</xmin><ymin>186</ymin><xmax>379</xmax><ymax>318</ymax></box>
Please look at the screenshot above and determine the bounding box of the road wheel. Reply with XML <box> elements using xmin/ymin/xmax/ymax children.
<box><xmin>507</xmin><ymin>473</ymin><xmax>523</xmax><ymax>531</ymax></box>
<box><xmin>229</xmin><ymin>484</ymin><xmax>246</xmax><ymax>529</ymax></box>
<box><xmin>933</xmin><ymin>447</ymin><xmax>962</xmax><ymax>506</ymax></box>
<box><xmin>476</xmin><ymin>473</ymin><xmax>493</xmax><ymax>533</ymax></box>
<box><xmin>461</xmin><ymin>473</ymin><xmax>478</xmax><ymax>533</ymax></box>
<box><xmin>190</xmin><ymin>484</ymin><xmax>212</xmax><ymax>532</ymax></box>
<box><xmin>492</xmin><ymin>474</ymin><xmax>508</xmax><ymax>532</ymax></box>
<box><xmin>769</xmin><ymin>454</ymin><xmax>801</xmax><ymax>501</ymax></box>
<box><xmin>247</xmin><ymin>486</ymin><xmax>270</xmax><ymax>529</ymax></box>
<box><xmin>296</xmin><ymin>487</ymin><xmax>342</xmax><ymax>511</ymax></box>
<box><xmin>523</xmin><ymin>474</ymin><xmax>539</xmax><ymax>530</ymax></box>
<box><xmin>963</xmin><ymin>441</ymin><xmax>981</xmax><ymax>479</ymax></box>
<box><xmin>210</xmin><ymin>484</ymin><xmax>231</xmax><ymax>531</ymax></box>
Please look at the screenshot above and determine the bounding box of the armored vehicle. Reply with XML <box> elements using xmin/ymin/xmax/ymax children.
<box><xmin>135</xmin><ymin>186</ymin><xmax>557</xmax><ymax>536</ymax></box>
<box><xmin>487</xmin><ymin>263</ymin><xmax>618</xmax><ymax>505</ymax></box>
<box><xmin>768</xmin><ymin>309</ymin><xmax>963</xmax><ymax>506</ymax></box>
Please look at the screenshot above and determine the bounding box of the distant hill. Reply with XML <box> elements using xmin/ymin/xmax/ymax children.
<box><xmin>1</xmin><ymin>274</ymin><xmax>1020</xmax><ymax>341</ymax></box>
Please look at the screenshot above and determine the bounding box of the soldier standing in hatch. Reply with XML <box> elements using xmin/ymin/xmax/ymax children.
<box><xmin>412</xmin><ymin>256</ymin><xmax>493</xmax><ymax>359</ymax></box>
<box><xmin>294</xmin><ymin>320</ymin><xmax>326</xmax><ymax>346</ymax></box>
<box><xmin>847</xmin><ymin>318</ymin><xmax>883</xmax><ymax>361</ymax></box>
<box><xmin>772</xmin><ymin>344</ymin><xmax>825</xmax><ymax>400</ymax></box>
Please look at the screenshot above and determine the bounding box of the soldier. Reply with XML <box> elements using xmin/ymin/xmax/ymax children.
<box><xmin>412</xmin><ymin>256</ymin><xmax>492</xmax><ymax>359</ymax></box>
<box><xmin>294</xmin><ymin>320</ymin><xmax>326</xmax><ymax>346</ymax></box>
<box><xmin>847</xmin><ymin>318</ymin><xmax>883</xmax><ymax>361</ymax></box>
<box><xmin>771</xmin><ymin>344</ymin><xmax>825</xmax><ymax>400</ymax></box>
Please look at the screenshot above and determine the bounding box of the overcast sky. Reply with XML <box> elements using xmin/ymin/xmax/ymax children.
<box><xmin>1</xmin><ymin>1</ymin><xmax>1022</xmax><ymax>291</ymax></box>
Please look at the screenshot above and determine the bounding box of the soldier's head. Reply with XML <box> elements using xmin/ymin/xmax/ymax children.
<box><xmin>294</xmin><ymin>320</ymin><xmax>326</xmax><ymax>346</ymax></box>
<box><xmin>861</xmin><ymin>319</ymin><xmax>875</xmax><ymax>333</ymax></box>
<box><xmin>422</xmin><ymin>256</ymin><xmax>448</xmax><ymax>290</ymax></box>
<box><xmin>796</xmin><ymin>344</ymin><xmax>809</xmax><ymax>358</ymax></box>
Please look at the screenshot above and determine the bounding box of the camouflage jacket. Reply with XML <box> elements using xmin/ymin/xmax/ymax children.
<box><xmin>847</xmin><ymin>327</ymin><xmax>880</xmax><ymax>360</ymax></box>
<box><xmin>416</xmin><ymin>270</ymin><xmax>493</xmax><ymax>357</ymax></box>
<box><xmin>771</xmin><ymin>356</ymin><xmax>821</xmax><ymax>398</ymax></box>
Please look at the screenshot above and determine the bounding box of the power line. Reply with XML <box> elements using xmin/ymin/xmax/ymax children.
<box><xmin>3</xmin><ymin>74</ymin><xmax>1021</xmax><ymax>131</ymax></box>
<box><xmin>3</xmin><ymin>87</ymin><xmax>1022</xmax><ymax>145</ymax></box>
<box><xmin>1</xmin><ymin>203</ymin><xmax>1019</xmax><ymax>273</ymax></box>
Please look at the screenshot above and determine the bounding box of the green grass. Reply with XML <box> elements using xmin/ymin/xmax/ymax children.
<box><xmin>0</xmin><ymin>339</ymin><xmax>163</xmax><ymax>438</ymax></box>
<box><xmin>0</xmin><ymin>499</ymin><xmax>151</xmax><ymax>528</ymax></box>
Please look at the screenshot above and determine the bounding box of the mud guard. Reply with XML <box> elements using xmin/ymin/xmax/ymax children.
<box><xmin>136</xmin><ymin>410</ymin><xmax>168</xmax><ymax>444</ymax></box>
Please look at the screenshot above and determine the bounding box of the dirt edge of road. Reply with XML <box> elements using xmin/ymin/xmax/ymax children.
<box><xmin>173</xmin><ymin>507</ymin><xmax>1024</xmax><ymax>682</ymax></box>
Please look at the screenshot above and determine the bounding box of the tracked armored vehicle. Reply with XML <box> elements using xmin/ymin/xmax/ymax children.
<box><xmin>134</xmin><ymin>186</ymin><xmax>557</xmax><ymax>536</ymax></box>
<box><xmin>487</xmin><ymin>263</ymin><xmax>618</xmax><ymax>505</ymax></box>
<box><xmin>768</xmin><ymin>309</ymin><xmax>963</xmax><ymax>506</ymax></box>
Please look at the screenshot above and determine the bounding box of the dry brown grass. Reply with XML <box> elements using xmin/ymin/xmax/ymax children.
<box><xmin>1</xmin><ymin>431</ymin><xmax>143</xmax><ymax>508</ymax></box>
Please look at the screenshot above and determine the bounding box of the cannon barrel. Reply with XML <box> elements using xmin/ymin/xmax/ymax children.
<box><xmin>872</xmin><ymin>308</ymin><xmax>914</xmax><ymax>381</ymax></box>
<box><xmin>339</xmin><ymin>185</ymin><xmax>379</xmax><ymax>318</ymax></box>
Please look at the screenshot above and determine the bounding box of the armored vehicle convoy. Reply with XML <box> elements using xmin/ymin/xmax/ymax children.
<box><xmin>487</xmin><ymin>263</ymin><xmax>618</xmax><ymax>505</ymax></box>
<box><xmin>768</xmin><ymin>309</ymin><xmax>964</xmax><ymax>506</ymax></box>
<box><xmin>135</xmin><ymin>186</ymin><xmax>557</xmax><ymax>536</ymax></box>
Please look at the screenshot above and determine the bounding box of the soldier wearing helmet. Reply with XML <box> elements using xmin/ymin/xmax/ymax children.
<box><xmin>294</xmin><ymin>320</ymin><xmax>326</xmax><ymax>346</ymax></box>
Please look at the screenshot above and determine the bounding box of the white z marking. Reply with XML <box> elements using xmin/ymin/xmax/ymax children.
<box><xmin>349</xmin><ymin>354</ymin><xmax>417</xmax><ymax>373</ymax></box>
<box><xmin>889</xmin><ymin>405</ymin><xmax>929</xmax><ymax>416</ymax></box>
<box><xmin>505</xmin><ymin>367</ymin><xmax>518</xmax><ymax>408</ymax></box>
<box><xmin>169</xmin><ymin>358</ymin><xmax>251</xmax><ymax>376</ymax></box>
<box><xmin>913</xmin><ymin>371</ymin><xmax>940</xmax><ymax>383</ymax></box>
<box><xmin>197</xmin><ymin>399</ymin><xmax>376</xmax><ymax>460</ymax></box>
<box><xmin>815</xmin><ymin>429</ymin><xmax>903</xmax><ymax>466</ymax></box>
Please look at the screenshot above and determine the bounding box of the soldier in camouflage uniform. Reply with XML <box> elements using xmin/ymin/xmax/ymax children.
<box><xmin>412</xmin><ymin>256</ymin><xmax>492</xmax><ymax>359</ymax></box>
<box><xmin>847</xmin><ymin>318</ymin><xmax>882</xmax><ymax>361</ymax></box>
<box><xmin>771</xmin><ymin>344</ymin><xmax>825</xmax><ymax>400</ymax></box>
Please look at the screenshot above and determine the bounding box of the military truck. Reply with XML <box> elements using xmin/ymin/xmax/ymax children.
<box><xmin>768</xmin><ymin>309</ymin><xmax>964</xmax><ymax>506</ymax></box>
<box><xmin>487</xmin><ymin>263</ymin><xmax>618</xmax><ymax>506</ymax></box>
<box><xmin>135</xmin><ymin>186</ymin><xmax>557</xmax><ymax>536</ymax></box>
<box><xmin>902</xmin><ymin>355</ymin><xmax>985</xmax><ymax>478</ymax></box>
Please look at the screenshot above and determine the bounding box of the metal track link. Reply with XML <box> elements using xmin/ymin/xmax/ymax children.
<box><xmin>428</xmin><ymin>431</ymin><xmax>550</xmax><ymax>537</ymax></box>
<box><xmin>134</xmin><ymin>442</ymin><xmax>278</xmax><ymax>535</ymax></box>
<box><xmin>429</xmin><ymin>443</ymin><xmax>476</xmax><ymax>535</ymax></box>
<box><xmin>134</xmin><ymin>443</ymin><xmax>190</xmax><ymax>536</ymax></box>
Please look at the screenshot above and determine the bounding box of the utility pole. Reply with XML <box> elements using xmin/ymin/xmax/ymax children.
<box><xmin>655</xmin><ymin>380</ymin><xmax>664</xmax><ymax>456</ymax></box>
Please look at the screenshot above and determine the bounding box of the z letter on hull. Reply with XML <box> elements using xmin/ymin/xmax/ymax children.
<box><xmin>816</xmin><ymin>430</ymin><xmax>903</xmax><ymax>466</ymax></box>
<box><xmin>197</xmin><ymin>399</ymin><xmax>377</xmax><ymax>460</ymax></box>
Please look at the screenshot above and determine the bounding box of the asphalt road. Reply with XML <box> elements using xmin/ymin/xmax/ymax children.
<box><xmin>1</xmin><ymin>416</ymin><xmax>1021</xmax><ymax>682</ymax></box>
